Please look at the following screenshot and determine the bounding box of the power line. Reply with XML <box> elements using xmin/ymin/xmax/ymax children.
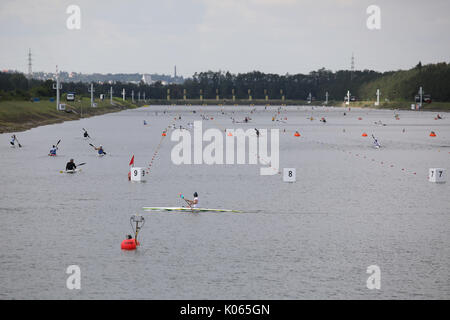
<box><xmin>350</xmin><ymin>52</ymin><xmax>355</xmax><ymax>81</ymax></box>
<box><xmin>27</xmin><ymin>48</ymin><xmax>32</xmax><ymax>79</ymax></box>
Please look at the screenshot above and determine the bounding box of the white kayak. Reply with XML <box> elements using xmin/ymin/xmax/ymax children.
<box><xmin>142</xmin><ymin>207</ymin><xmax>241</xmax><ymax>213</ymax></box>
<box><xmin>60</xmin><ymin>168</ymin><xmax>82</xmax><ymax>174</ymax></box>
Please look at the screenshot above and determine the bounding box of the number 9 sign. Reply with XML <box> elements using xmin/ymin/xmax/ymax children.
<box><xmin>130</xmin><ymin>167</ymin><xmax>145</xmax><ymax>182</ymax></box>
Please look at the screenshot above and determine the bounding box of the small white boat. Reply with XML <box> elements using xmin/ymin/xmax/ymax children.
<box><xmin>60</xmin><ymin>169</ymin><xmax>82</xmax><ymax>174</ymax></box>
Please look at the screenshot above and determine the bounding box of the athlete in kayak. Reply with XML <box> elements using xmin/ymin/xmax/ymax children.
<box><xmin>185</xmin><ymin>192</ymin><xmax>199</xmax><ymax>208</ymax></box>
<box><xmin>49</xmin><ymin>145</ymin><xmax>58</xmax><ymax>156</ymax></box>
<box><xmin>66</xmin><ymin>159</ymin><xmax>77</xmax><ymax>171</ymax></box>
<box><xmin>372</xmin><ymin>135</ymin><xmax>381</xmax><ymax>148</ymax></box>
<box><xmin>10</xmin><ymin>135</ymin><xmax>17</xmax><ymax>146</ymax></box>
<box><xmin>83</xmin><ymin>129</ymin><xmax>90</xmax><ymax>138</ymax></box>
<box><xmin>95</xmin><ymin>145</ymin><xmax>105</xmax><ymax>155</ymax></box>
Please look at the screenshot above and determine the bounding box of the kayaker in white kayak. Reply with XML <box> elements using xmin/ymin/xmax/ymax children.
<box><xmin>66</xmin><ymin>159</ymin><xmax>77</xmax><ymax>171</ymax></box>
<box><xmin>185</xmin><ymin>192</ymin><xmax>199</xmax><ymax>208</ymax></box>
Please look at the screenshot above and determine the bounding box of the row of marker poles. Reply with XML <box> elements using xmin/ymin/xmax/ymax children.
<box><xmin>145</xmin><ymin>125</ymin><xmax>171</xmax><ymax>175</ymax></box>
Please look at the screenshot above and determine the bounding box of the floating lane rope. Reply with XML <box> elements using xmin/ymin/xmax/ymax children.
<box><xmin>308</xmin><ymin>139</ymin><xmax>445</xmax><ymax>179</ymax></box>
<box><xmin>145</xmin><ymin>124</ymin><xmax>171</xmax><ymax>176</ymax></box>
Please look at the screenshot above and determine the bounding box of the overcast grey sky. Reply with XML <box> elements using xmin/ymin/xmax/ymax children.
<box><xmin>1</xmin><ymin>0</ymin><xmax>449</xmax><ymax>77</ymax></box>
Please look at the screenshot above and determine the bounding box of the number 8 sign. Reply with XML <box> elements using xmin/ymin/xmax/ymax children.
<box><xmin>283</xmin><ymin>168</ymin><xmax>296</xmax><ymax>182</ymax></box>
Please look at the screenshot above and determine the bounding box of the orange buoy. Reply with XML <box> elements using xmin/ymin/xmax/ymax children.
<box><xmin>430</xmin><ymin>131</ymin><xmax>436</xmax><ymax>137</ymax></box>
<box><xmin>294</xmin><ymin>132</ymin><xmax>301</xmax><ymax>137</ymax></box>
<box><xmin>358</xmin><ymin>117</ymin><xmax>363</xmax><ymax>120</ymax></box>
<box><xmin>121</xmin><ymin>238</ymin><xmax>139</xmax><ymax>250</ymax></box>
<box><xmin>162</xmin><ymin>132</ymin><xmax>166</xmax><ymax>136</ymax></box>
<box><xmin>227</xmin><ymin>132</ymin><xmax>233</xmax><ymax>136</ymax></box>
<box><xmin>362</xmin><ymin>133</ymin><xmax>368</xmax><ymax>137</ymax></box>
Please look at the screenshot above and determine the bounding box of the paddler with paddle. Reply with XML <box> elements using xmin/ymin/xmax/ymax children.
<box><xmin>49</xmin><ymin>140</ymin><xmax>61</xmax><ymax>156</ymax></box>
<box><xmin>180</xmin><ymin>192</ymin><xmax>199</xmax><ymax>209</ymax></box>
<box><xmin>95</xmin><ymin>145</ymin><xmax>106</xmax><ymax>155</ymax></box>
<box><xmin>10</xmin><ymin>134</ymin><xmax>22</xmax><ymax>147</ymax></box>
<box><xmin>61</xmin><ymin>159</ymin><xmax>86</xmax><ymax>173</ymax></box>
<box><xmin>83</xmin><ymin>128</ymin><xmax>90</xmax><ymax>139</ymax></box>
<box><xmin>49</xmin><ymin>145</ymin><xmax>58</xmax><ymax>156</ymax></box>
<box><xmin>89</xmin><ymin>143</ymin><xmax>107</xmax><ymax>155</ymax></box>
<box><xmin>66</xmin><ymin>159</ymin><xmax>77</xmax><ymax>171</ymax></box>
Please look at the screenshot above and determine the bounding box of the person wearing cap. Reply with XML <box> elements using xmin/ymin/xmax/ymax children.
<box><xmin>95</xmin><ymin>145</ymin><xmax>105</xmax><ymax>155</ymax></box>
<box><xmin>185</xmin><ymin>192</ymin><xmax>199</xmax><ymax>209</ymax></box>
<box><xmin>66</xmin><ymin>159</ymin><xmax>77</xmax><ymax>171</ymax></box>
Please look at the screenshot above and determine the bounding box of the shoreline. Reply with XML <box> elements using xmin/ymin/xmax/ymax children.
<box><xmin>0</xmin><ymin>98</ymin><xmax>138</xmax><ymax>134</ymax></box>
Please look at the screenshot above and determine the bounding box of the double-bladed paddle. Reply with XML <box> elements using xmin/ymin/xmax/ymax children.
<box><xmin>89</xmin><ymin>143</ymin><xmax>107</xmax><ymax>155</ymax></box>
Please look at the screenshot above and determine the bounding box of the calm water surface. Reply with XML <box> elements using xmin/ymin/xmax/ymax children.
<box><xmin>0</xmin><ymin>105</ymin><xmax>449</xmax><ymax>299</ymax></box>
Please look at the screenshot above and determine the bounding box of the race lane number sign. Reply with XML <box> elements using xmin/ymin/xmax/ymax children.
<box><xmin>283</xmin><ymin>168</ymin><xmax>296</xmax><ymax>183</ymax></box>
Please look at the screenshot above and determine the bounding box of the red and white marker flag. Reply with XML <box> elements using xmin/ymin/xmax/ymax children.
<box><xmin>129</xmin><ymin>155</ymin><xmax>135</xmax><ymax>167</ymax></box>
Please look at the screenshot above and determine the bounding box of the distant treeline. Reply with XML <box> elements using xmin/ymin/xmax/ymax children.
<box><xmin>31</xmin><ymin>71</ymin><xmax>184</xmax><ymax>85</ymax></box>
<box><xmin>1</xmin><ymin>62</ymin><xmax>449</xmax><ymax>102</ymax></box>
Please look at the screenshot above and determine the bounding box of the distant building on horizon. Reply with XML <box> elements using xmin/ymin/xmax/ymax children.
<box><xmin>141</xmin><ymin>74</ymin><xmax>154</xmax><ymax>84</ymax></box>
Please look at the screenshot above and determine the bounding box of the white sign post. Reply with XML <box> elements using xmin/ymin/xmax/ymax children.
<box><xmin>429</xmin><ymin>168</ymin><xmax>445</xmax><ymax>183</ymax></box>
<box><xmin>283</xmin><ymin>168</ymin><xmax>296</xmax><ymax>183</ymax></box>
<box><xmin>130</xmin><ymin>167</ymin><xmax>146</xmax><ymax>182</ymax></box>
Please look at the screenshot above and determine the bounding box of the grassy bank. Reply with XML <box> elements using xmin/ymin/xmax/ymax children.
<box><xmin>0</xmin><ymin>97</ymin><xmax>138</xmax><ymax>133</ymax></box>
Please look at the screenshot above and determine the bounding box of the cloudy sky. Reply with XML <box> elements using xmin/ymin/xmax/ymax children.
<box><xmin>1</xmin><ymin>0</ymin><xmax>449</xmax><ymax>77</ymax></box>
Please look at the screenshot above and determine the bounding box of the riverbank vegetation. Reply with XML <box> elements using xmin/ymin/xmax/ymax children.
<box><xmin>1</xmin><ymin>62</ymin><xmax>449</xmax><ymax>132</ymax></box>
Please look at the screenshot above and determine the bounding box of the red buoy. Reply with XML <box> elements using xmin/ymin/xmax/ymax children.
<box><xmin>121</xmin><ymin>238</ymin><xmax>139</xmax><ymax>250</ymax></box>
